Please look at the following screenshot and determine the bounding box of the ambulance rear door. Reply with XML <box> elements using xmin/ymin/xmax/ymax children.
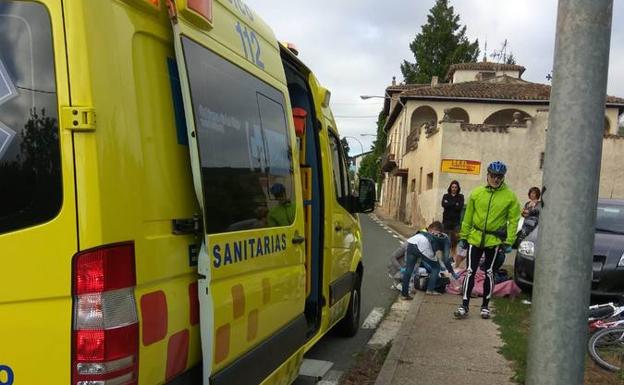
<box><xmin>167</xmin><ymin>1</ymin><xmax>307</xmax><ymax>384</ymax></box>
<box><xmin>0</xmin><ymin>1</ymin><xmax>77</xmax><ymax>384</ymax></box>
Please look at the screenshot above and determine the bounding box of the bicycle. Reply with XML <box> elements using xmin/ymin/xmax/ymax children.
<box><xmin>588</xmin><ymin>302</ymin><xmax>624</xmax><ymax>333</ymax></box>
<box><xmin>588</xmin><ymin>325</ymin><xmax>624</xmax><ymax>371</ymax></box>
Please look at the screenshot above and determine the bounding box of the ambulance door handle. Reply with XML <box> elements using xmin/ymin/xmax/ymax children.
<box><xmin>334</xmin><ymin>223</ymin><xmax>343</xmax><ymax>232</ymax></box>
<box><xmin>197</xmin><ymin>273</ymin><xmax>207</xmax><ymax>280</ymax></box>
<box><xmin>292</xmin><ymin>235</ymin><xmax>305</xmax><ymax>244</ymax></box>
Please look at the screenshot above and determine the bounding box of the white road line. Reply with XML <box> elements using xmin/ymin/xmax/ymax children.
<box><xmin>299</xmin><ymin>359</ymin><xmax>333</xmax><ymax>378</ymax></box>
<box><xmin>361</xmin><ymin>307</ymin><xmax>385</xmax><ymax>329</ymax></box>
<box><xmin>367</xmin><ymin>300</ymin><xmax>411</xmax><ymax>348</ymax></box>
<box><xmin>318</xmin><ymin>370</ymin><xmax>342</xmax><ymax>385</ymax></box>
<box><xmin>370</xmin><ymin>213</ymin><xmax>407</xmax><ymax>241</ymax></box>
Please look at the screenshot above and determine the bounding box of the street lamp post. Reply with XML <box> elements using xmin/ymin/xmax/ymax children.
<box><xmin>343</xmin><ymin>135</ymin><xmax>365</xmax><ymax>156</ymax></box>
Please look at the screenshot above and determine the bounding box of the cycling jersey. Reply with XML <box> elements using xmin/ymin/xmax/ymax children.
<box><xmin>460</xmin><ymin>183</ymin><xmax>521</xmax><ymax>248</ymax></box>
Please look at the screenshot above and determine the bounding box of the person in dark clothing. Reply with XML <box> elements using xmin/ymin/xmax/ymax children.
<box><xmin>441</xmin><ymin>180</ymin><xmax>464</xmax><ymax>258</ymax></box>
<box><xmin>513</xmin><ymin>186</ymin><xmax>542</xmax><ymax>248</ymax></box>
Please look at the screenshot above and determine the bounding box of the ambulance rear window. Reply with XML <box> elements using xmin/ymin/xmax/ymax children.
<box><xmin>0</xmin><ymin>3</ymin><xmax>62</xmax><ymax>234</ymax></box>
<box><xmin>182</xmin><ymin>37</ymin><xmax>295</xmax><ymax>234</ymax></box>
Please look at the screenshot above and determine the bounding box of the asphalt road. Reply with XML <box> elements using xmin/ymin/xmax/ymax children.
<box><xmin>293</xmin><ymin>213</ymin><xmax>404</xmax><ymax>384</ymax></box>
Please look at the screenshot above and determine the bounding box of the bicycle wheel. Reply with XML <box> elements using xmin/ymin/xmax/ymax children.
<box><xmin>588</xmin><ymin>327</ymin><xmax>624</xmax><ymax>371</ymax></box>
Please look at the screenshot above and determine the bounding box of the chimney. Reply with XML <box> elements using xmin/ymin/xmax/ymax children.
<box><xmin>392</xmin><ymin>76</ymin><xmax>396</xmax><ymax>86</ymax></box>
<box><xmin>431</xmin><ymin>76</ymin><xmax>439</xmax><ymax>87</ymax></box>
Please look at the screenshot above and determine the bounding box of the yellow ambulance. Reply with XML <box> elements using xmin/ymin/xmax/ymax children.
<box><xmin>0</xmin><ymin>1</ymin><xmax>376</xmax><ymax>384</ymax></box>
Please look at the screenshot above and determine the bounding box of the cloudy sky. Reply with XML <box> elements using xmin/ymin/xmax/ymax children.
<box><xmin>244</xmin><ymin>0</ymin><xmax>624</xmax><ymax>156</ymax></box>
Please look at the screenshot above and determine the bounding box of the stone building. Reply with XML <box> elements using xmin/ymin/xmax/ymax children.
<box><xmin>378</xmin><ymin>61</ymin><xmax>624</xmax><ymax>227</ymax></box>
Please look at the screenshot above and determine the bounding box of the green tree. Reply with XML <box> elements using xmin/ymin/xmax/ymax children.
<box><xmin>401</xmin><ymin>0</ymin><xmax>479</xmax><ymax>84</ymax></box>
<box><xmin>505</xmin><ymin>53</ymin><xmax>517</xmax><ymax>65</ymax></box>
<box><xmin>357</xmin><ymin>111</ymin><xmax>387</xmax><ymax>183</ymax></box>
<box><xmin>340</xmin><ymin>137</ymin><xmax>350</xmax><ymax>156</ymax></box>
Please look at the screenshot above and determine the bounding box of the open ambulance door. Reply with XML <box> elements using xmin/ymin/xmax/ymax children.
<box><xmin>166</xmin><ymin>1</ymin><xmax>308</xmax><ymax>384</ymax></box>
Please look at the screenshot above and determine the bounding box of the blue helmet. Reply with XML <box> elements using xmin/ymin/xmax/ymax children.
<box><xmin>487</xmin><ymin>161</ymin><xmax>507</xmax><ymax>175</ymax></box>
<box><xmin>270</xmin><ymin>183</ymin><xmax>286</xmax><ymax>196</ymax></box>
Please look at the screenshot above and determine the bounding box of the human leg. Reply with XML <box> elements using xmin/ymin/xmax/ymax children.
<box><xmin>461</xmin><ymin>245</ymin><xmax>483</xmax><ymax>309</ymax></box>
<box><xmin>401</xmin><ymin>244</ymin><xmax>420</xmax><ymax>298</ymax></box>
<box><xmin>481</xmin><ymin>246</ymin><xmax>498</xmax><ymax>311</ymax></box>
<box><xmin>421</xmin><ymin>258</ymin><xmax>441</xmax><ymax>293</ymax></box>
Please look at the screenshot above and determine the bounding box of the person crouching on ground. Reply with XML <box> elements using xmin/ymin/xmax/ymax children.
<box><xmin>401</xmin><ymin>221</ymin><xmax>459</xmax><ymax>299</ymax></box>
<box><xmin>454</xmin><ymin>161</ymin><xmax>521</xmax><ymax>319</ymax></box>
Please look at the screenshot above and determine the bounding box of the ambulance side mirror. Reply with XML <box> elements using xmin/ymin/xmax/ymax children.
<box><xmin>357</xmin><ymin>178</ymin><xmax>376</xmax><ymax>213</ymax></box>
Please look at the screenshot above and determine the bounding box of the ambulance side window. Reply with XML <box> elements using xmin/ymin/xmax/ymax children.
<box><xmin>0</xmin><ymin>3</ymin><xmax>61</xmax><ymax>235</ymax></box>
<box><xmin>181</xmin><ymin>37</ymin><xmax>294</xmax><ymax>234</ymax></box>
<box><xmin>329</xmin><ymin>132</ymin><xmax>350</xmax><ymax>208</ymax></box>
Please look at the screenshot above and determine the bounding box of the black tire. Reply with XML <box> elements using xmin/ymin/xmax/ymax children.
<box><xmin>512</xmin><ymin>259</ymin><xmax>532</xmax><ymax>293</ymax></box>
<box><xmin>337</xmin><ymin>275</ymin><xmax>361</xmax><ymax>337</ymax></box>
<box><xmin>588</xmin><ymin>327</ymin><xmax>624</xmax><ymax>372</ymax></box>
<box><xmin>513</xmin><ymin>273</ymin><xmax>532</xmax><ymax>293</ymax></box>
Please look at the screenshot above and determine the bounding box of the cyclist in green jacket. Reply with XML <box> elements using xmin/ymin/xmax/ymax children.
<box><xmin>454</xmin><ymin>161</ymin><xmax>521</xmax><ymax>319</ymax></box>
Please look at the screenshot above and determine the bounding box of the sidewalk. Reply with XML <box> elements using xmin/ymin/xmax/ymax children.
<box><xmin>373</xmin><ymin>210</ymin><xmax>515</xmax><ymax>385</ymax></box>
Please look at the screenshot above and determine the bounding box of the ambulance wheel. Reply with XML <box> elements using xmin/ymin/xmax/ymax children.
<box><xmin>337</xmin><ymin>275</ymin><xmax>361</xmax><ymax>337</ymax></box>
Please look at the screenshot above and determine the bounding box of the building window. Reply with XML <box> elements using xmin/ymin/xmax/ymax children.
<box><xmin>426</xmin><ymin>172</ymin><xmax>434</xmax><ymax>190</ymax></box>
<box><xmin>540</xmin><ymin>152</ymin><xmax>545</xmax><ymax>170</ymax></box>
<box><xmin>418</xmin><ymin>167</ymin><xmax>423</xmax><ymax>194</ymax></box>
<box><xmin>410</xmin><ymin>179</ymin><xmax>416</xmax><ymax>192</ymax></box>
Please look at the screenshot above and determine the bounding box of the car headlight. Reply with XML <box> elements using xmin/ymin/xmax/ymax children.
<box><xmin>518</xmin><ymin>241</ymin><xmax>535</xmax><ymax>257</ymax></box>
<box><xmin>619</xmin><ymin>252</ymin><xmax>624</xmax><ymax>267</ymax></box>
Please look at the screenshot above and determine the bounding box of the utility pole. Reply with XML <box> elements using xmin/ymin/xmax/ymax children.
<box><xmin>526</xmin><ymin>1</ymin><xmax>613</xmax><ymax>385</ymax></box>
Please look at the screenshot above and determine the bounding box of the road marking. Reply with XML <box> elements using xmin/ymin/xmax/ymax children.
<box><xmin>298</xmin><ymin>359</ymin><xmax>333</xmax><ymax>378</ymax></box>
<box><xmin>369</xmin><ymin>213</ymin><xmax>406</xmax><ymax>242</ymax></box>
<box><xmin>318</xmin><ymin>370</ymin><xmax>342</xmax><ymax>385</ymax></box>
<box><xmin>367</xmin><ymin>300</ymin><xmax>411</xmax><ymax>348</ymax></box>
<box><xmin>361</xmin><ymin>307</ymin><xmax>385</xmax><ymax>329</ymax></box>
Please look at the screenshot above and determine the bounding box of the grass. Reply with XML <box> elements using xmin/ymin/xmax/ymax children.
<box><xmin>493</xmin><ymin>294</ymin><xmax>624</xmax><ymax>384</ymax></box>
<box><xmin>492</xmin><ymin>294</ymin><xmax>531</xmax><ymax>384</ymax></box>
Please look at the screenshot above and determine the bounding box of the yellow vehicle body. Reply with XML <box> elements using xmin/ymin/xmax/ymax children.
<box><xmin>0</xmin><ymin>1</ymin><xmax>369</xmax><ymax>385</ymax></box>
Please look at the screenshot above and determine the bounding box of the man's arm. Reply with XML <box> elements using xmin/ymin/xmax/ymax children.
<box><xmin>389</xmin><ymin>243</ymin><xmax>407</xmax><ymax>269</ymax></box>
<box><xmin>505</xmin><ymin>196</ymin><xmax>522</xmax><ymax>246</ymax></box>
<box><xmin>459</xmin><ymin>192</ymin><xmax>475</xmax><ymax>240</ymax></box>
<box><xmin>440</xmin><ymin>235</ymin><xmax>454</xmax><ymax>273</ymax></box>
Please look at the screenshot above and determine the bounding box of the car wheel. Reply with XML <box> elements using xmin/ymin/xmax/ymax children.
<box><xmin>337</xmin><ymin>275</ymin><xmax>361</xmax><ymax>337</ymax></box>
<box><xmin>513</xmin><ymin>272</ymin><xmax>532</xmax><ymax>293</ymax></box>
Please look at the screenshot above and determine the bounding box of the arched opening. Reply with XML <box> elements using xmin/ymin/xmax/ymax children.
<box><xmin>445</xmin><ymin>107</ymin><xmax>470</xmax><ymax>123</ymax></box>
<box><xmin>483</xmin><ymin>109</ymin><xmax>531</xmax><ymax>125</ymax></box>
<box><xmin>410</xmin><ymin>106</ymin><xmax>438</xmax><ymax>134</ymax></box>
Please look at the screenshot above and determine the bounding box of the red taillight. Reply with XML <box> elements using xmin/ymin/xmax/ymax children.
<box><xmin>74</xmin><ymin>244</ymin><xmax>135</xmax><ymax>294</ymax></box>
<box><xmin>72</xmin><ymin>243</ymin><xmax>138</xmax><ymax>385</ymax></box>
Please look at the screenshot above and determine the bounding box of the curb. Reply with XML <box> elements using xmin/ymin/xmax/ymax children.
<box><xmin>373</xmin><ymin>292</ymin><xmax>425</xmax><ymax>385</ymax></box>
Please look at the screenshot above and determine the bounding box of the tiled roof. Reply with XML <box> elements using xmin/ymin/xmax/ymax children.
<box><xmin>446</xmin><ymin>62</ymin><xmax>526</xmax><ymax>80</ymax></box>
<box><xmin>386</xmin><ymin>84</ymin><xmax>429</xmax><ymax>93</ymax></box>
<box><xmin>399</xmin><ymin>76</ymin><xmax>624</xmax><ymax>105</ymax></box>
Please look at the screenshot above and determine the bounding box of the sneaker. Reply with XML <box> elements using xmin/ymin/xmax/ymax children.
<box><xmin>480</xmin><ymin>307</ymin><xmax>491</xmax><ymax>319</ymax></box>
<box><xmin>454</xmin><ymin>306</ymin><xmax>468</xmax><ymax>319</ymax></box>
<box><xmin>426</xmin><ymin>290</ymin><xmax>441</xmax><ymax>296</ymax></box>
<box><xmin>400</xmin><ymin>295</ymin><xmax>414</xmax><ymax>301</ymax></box>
